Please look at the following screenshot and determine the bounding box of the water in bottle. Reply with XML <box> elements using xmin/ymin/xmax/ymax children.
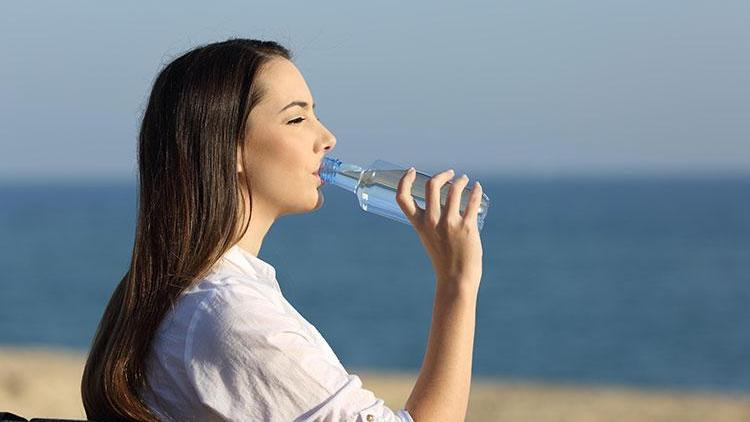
<box><xmin>318</xmin><ymin>156</ymin><xmax>490</xmax><ymax>231</ymax></box>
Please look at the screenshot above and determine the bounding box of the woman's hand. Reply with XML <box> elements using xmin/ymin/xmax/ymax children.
<box><xmin>396</xmin><ymin>168</ymin><xmax>484</xmax><ymax>294</ymax></box>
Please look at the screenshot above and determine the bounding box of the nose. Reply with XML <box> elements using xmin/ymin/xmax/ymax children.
<box><xmin>324</xmin><ymin>134</ymin><xmax>336</xmax><ymax>151</ymax></box>
<box><xmin>320</xmin><ymin>124</ymin><xmax>336</xmax><ymax>152</ymax></box>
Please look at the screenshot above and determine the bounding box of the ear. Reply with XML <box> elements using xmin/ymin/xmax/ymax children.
<box><xmin>236</xmin><ymin>147</ymin><xmax>244</xmax><ymax>173</ymax></box>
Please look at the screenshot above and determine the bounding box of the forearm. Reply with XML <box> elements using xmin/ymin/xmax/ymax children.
<box><xmin>405</xmin><ymin>282</ymin><xmax>478</xmax><ymax>421</ymax></box>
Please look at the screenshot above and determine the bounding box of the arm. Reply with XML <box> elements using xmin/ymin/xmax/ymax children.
<box><xmin>405</xmin><ymin>283</ymin><xmax>477</xmax><ymax>421</ymax></box>
<box><xmin>184</xmin><ymin>286</ymin><xmax>416</xmax><ymax>421</ymax></box>
<box><xmin>395</xmin><ymin>168</ymin><xmax>485</xmax><ymax>421</ymax></box>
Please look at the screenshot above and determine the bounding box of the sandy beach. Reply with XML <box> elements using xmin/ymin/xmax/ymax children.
<box><xmin>1</xmin><ymin>346</ymin><xmax>748</xmax><ymax>421</ymax></box>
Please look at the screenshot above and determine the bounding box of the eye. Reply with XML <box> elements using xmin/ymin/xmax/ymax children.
<box><xmin>288</xmin><ymin>117</ymin><xmax>305</xmax><ymax>125</ymax></box>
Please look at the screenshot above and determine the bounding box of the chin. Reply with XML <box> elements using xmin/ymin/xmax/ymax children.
<box><xmin>311</xmin><ymin>189</ymin><xmax>325</xmax><ymax>211</ymax></box>
<box><xmin>284</xmin><ymin>190</ymin><xmax>325</xmax><ymax>216</ymax></box>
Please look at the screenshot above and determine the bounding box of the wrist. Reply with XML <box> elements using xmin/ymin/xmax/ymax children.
<box><xmin>435</xmin><ymin>278</ymin><xmax>479</xmax><ymax>302</ymax></box>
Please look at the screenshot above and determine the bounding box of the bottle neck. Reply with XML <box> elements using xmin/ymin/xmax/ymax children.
<box><xmin>320</xmin><ymin>156</ymin><xmax>364</xmax><ymax>193</ymax></box>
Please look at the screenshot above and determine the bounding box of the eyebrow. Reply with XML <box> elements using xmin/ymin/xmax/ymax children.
<box><xmin>278</xmin><ymin>101</ymin><xmax>316</xmax><ymax>114</ymax></box>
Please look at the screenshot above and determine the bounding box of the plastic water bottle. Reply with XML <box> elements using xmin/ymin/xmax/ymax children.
<box><xmin>319</xmin><ymin>156</ymin><xmax>490</xmax><ymax>231</ymax></box>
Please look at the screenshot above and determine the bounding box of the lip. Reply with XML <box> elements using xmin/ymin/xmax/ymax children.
<box><xmin>313</xmin><ymin>162</ymin><xmax>324</xmax><ymax>184</ymax></box>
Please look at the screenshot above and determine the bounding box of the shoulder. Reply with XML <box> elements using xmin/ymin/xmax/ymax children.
<box><xmin>183</xmin><ymin>273</ymin><xmax>293</xmax><ymax>338</ymax></box>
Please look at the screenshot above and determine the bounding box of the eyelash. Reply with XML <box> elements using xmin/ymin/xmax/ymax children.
<box><xmin>288</xmin><ymin>116</ymin><xmax>322</xmax><ymax>125</ymax></box>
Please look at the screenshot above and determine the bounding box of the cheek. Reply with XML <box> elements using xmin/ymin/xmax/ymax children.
<box><xmin>263</xmin><ymin>135</ymin><xmax>306</xmax><ymax>173</ymax></box>
<box><xmin>257</xmin><ymin>160</ymin><xmax>318</xmax><ymax>211</ymax></box>
<box><xmin>248</xmin><ymin>135</ymin><xmax>297</xmax><ymax>181</ymax></box>
<box><xmin>246</xmin><ymin>131</ymin><xmax>318</xmax><ymax>211</ymax></box>
<box><xmin>270</xmin><ymin>175</ymin><xmax>321</xmax><ymax>215</ymax></box>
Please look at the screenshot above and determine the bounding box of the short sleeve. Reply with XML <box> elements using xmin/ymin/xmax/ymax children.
<box><xmin>184</xmin><ymin>286</ymin><xmax>414</xmax><ymax>421</ymax></box>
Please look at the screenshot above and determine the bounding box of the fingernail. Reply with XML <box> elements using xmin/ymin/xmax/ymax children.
<box><xmin>448</xmin><ymin>169</ymin><xmax>455</xmax><ymax>174</ymax></box>
<box><xmin>408</xmin><ymin>167</ymin><xmax>415</xmax><ymax>174</ymax></box>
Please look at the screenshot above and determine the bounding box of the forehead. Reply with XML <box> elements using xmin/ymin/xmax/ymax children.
<box><xmin>256</xmin><ymin>58</ymin><xmax>313</xmax><ymax>107</ymax></box>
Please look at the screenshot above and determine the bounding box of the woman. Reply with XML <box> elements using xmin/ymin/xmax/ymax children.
<box><xmin>81</xmin><ymin>38</ymin><xmax>484</xmax><ymax>421</ymax></box>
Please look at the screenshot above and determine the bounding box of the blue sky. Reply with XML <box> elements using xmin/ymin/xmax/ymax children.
<box><xmin>1</xmin><ymin>1</ymin><xmax>748</xmax><ymax>181</ymax></box>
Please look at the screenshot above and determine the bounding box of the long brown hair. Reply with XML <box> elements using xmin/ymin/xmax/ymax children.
<box><xmin>81</xmin><ymin>38</ymin><xmax>291</xmax><ymax>421</ymax></box>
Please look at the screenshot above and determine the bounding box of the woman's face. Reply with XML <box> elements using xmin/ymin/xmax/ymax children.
<box><xmin>239</xmin><ymin>57</ymin><xmax>337</xmax><ymax>221</ymax></box>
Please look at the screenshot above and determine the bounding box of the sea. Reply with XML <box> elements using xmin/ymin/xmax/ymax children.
<box><xmin>1</xmin><ymin>176</ymin><xmax>748</xmax><ymax>393</ymax></box>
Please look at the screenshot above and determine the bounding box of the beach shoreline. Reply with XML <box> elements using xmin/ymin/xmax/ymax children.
<box><xmin>1</xmin><ymin>346</ymin><xmax>748</xmax><ymax>421</ymax></box>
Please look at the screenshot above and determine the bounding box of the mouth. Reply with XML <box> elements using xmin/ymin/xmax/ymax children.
<box><xmin>313</xmin><ymin>161</ymin><xmax>325</xmax><ymax>184</ymax></box>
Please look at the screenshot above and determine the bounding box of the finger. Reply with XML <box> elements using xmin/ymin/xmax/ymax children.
<box><xmin>445</xmin><ymin>174</ymin><xmax>469</xmax><ymax>220</ymax></box>
<box><xmin>425</xmin><ymin>169</ymin><xmax>455</xmax><ymax>224</ymax></box>
<box><xmin>396</xmin><ymin>167</ymin><xmax>424</xmax><ymax>222</ymax></box>
<box><xmin>463</xmin><ymin>181</ymin><xmax>483</xmax><ymax>224</ymax></box>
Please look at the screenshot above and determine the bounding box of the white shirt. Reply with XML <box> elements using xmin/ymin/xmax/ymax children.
<box><xmin>142</xmin><ymin>244</ymin><xmax>414</xmax><ymax>422</ymax></box>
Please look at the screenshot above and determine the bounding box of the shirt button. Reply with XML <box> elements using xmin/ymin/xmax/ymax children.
<box><xmin>366</xmin><ymin>415</ymin><xmax>375</xmax><ymax>422</ymax></box>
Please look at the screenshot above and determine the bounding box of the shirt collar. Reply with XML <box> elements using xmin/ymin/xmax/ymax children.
<box><xmin>220</xmin><ymin>244</ymin><xmax>278</xmax><ymax>283</ymax></box>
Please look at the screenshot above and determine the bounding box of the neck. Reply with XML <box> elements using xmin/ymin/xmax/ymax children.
<box><xmin>235</xmin><ymin>203</ymin><xmax>275</xmax><ymax>257</ymax></box>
